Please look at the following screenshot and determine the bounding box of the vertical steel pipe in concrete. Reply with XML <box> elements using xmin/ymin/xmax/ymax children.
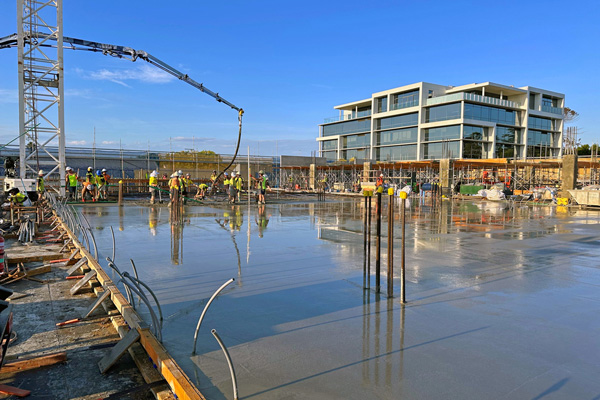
<box><xmin>375</xmin><ymin>191</ymin><xmax>382</xmax><ymax>293</ymax></box>
<box><xmin>367</xmin><ymin>196</ymin><xmax>371</xmax><ymax>290</ymax></box>
<box><xmin>192</xmin><ymin>278</ymin><xmax>235</xmax><ymax>354</ymax></box>
<box><xmin>400</xmin><ymin>192</ymin><xmax>407</xmax><ymax>304</ymax></box>
<box><xmin>387</xmin><ymin>189</ymin><xmax>394</xmax><ymax>297</ymax></box>
<box><xmin>211</xmin><ymin>329</ymin><xmax>239</xmax><ymax>400</ymax></box>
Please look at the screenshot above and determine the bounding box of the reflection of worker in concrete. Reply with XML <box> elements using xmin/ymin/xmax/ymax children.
<box><xmin>256</xmin><ymin>204</ymin><xmax>269</xmax><ymax>238</ymax></box>
<box><xmin>149</xmin><ymin>207</ymin><xmax>158</xmax><ymax>236</ymax></box>
<box><xmin>233</xmin><ymin>205</ymin><xmax>243</xmax><ymax>231</ymax></box>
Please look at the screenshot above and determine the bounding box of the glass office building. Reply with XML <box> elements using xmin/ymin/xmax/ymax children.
<box><xmin>318</xmin><ymin>82</ymin><xmax>565</xmax><ymax>161</ymax></box>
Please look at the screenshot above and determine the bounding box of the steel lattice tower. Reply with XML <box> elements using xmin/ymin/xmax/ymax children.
<box><xmin>17</xmin><ymin>0</ymin><xmax>65</xmax><ymax>195</ymax></box>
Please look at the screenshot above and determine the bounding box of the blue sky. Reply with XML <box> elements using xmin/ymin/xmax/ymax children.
<box><xmin>0</xmin><ymin>0</ymin><xmax>598</xmax><ymax>156</ymax></box>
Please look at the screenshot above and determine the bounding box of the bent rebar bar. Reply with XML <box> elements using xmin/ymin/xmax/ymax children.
<box><xmin>192</xmin><ymin>278</ymin><xmax>235</xmax><ymax>354</ymax></box>
<box><xmin>211</xmin><ymin>329</ymin><xmax>239</xmax><ymax>400</ymax></box>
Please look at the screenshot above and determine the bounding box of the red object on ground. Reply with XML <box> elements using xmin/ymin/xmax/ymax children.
<box><xmin>49</xmin><ymin>259</ymin><xmax>69</xmax><ymax>264</ymax></box>
<box><xmin>66</xmin><ymin>275</ymin><xmax>84</xmax><ymax>280</ymax></box>
<box><xmin>56</xmin><ymin>319</ymin><xmax>80</xmax><ymax>327</ymax></box>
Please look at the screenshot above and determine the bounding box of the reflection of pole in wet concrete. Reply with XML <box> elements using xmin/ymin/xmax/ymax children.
<box><xmin>374</xmin><ymin>293</ymin><xmax>381</xmax><ymax>385</ymax></box>
<box><xmin>399</xmin><ymin>304</ymin><xmax>405</xmax><ymax>387</ymax></box>
<box><xmin>118</xmin><ymin>206</ymin><xmax>124</xmax><ymax>232</ymax></box>
<box><xmin>386</xmin><ymin>298</ymin><xmax>393</xmax><ymax>386</ymax></box>
<box><xmin>400</xmin><ymin>192</ymin><xmax>407</xmax><ymax>304</ymax></box>
<box><xmin>376</xmin><ymin>191</ymin><xmax>382</xmax><ymax>293</ymax></box>
<box><xmin>246</xmin><ymin>198</ymin><xmax>251</xmax><ymax>264</ymax></box>
<box><xmin>362</xmin><ymin>290</ymin><xmax>370</xmax><ymax>385</ymax></box>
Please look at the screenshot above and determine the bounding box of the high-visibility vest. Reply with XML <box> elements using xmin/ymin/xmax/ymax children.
<box><xmin>149</xmin><ymin>176</ymin><xmax>158</xmax><ymax>187</ymax></box>
<box><xmin>68</xmin><ymin>174</ymin><xmax>78</xmax><ymax>187</ymax></box>
<box><xmin>37</xmin><ymin>177</ymin><xmax>44</xmax><ymax>192</ymax></box>
<box><xmin>261</xmin><ymin>177</ymin><xmax>268</xmax><ymax>189</ymax></box>
<box><xmin>12</xmin><ymin>192</ymin><xmax>26</xmax><ymax>204</ymax></box>
<box><xmin>224</xmin><ymin>178</ymin><xmax>230</xmax><ymax>186</ymax></box>
<box><xmin>169</xmin><ymin>177</ymin><xmax>180</xmax><ymax>189</ymax></box>
<box><xmin>234</xmin><ymin>177</ymin><xmax>243</xmax><ymax>190</ymax></box>
<box><xmin>85</xmin><ymin>172</ymin><xmax>94</xmax><ymax>183</ymax></box>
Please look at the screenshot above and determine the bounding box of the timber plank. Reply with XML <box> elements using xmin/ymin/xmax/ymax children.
<box><xmin>1</xmin><ymin>352</ymin><xmax>67</xmax><ymax>374</ymax></box>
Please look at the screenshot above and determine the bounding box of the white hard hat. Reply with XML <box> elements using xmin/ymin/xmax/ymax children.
<box><xmin>380</xmin><ymin>174</ymin><xmax>383</xmax><ymax>177</ymax></box>
<box><xmin>66</xmin><ymin>167</ymin><xmax>72</xmax><ymax>171</ymax></box>
<box><xmin>178</xmin><ymin>170</ymin><xmax>183</xmax><ymax>175</ymax></box>
<box><xmin>101</xmin><ymin>168</ymin><xmax>107</xmax><ymax>172</ymax></box>
<box><xmin>173</xmin><ymin>172</ymin><xmax>179</xmax><ymax>177</ymax></box>
<box><xmin>150</xmin><ymin>171</ymin><xmax>158</xmax><ymax>177</ymax></box>
<box><xmin>38</xmin><ymin>170</ymin><xmax>44</xmax><ymax>175</ymax></box>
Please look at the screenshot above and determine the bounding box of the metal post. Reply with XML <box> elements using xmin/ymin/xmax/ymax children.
<box><xmin>375</xmin><ymin>190</ymin><xmax>382</xmax><ymax>293</ymax></box>
<box><xmin>400</xmin><ymin>191</ymin><xmax>407</xmax><ymax>304</ymax></box>
<box><xmin>367</xmin><ymin>195</ymin><xmax>371</xmax><ymax>289</ymax></box>
<box><xmin>387</xmin><ymin>189</ymin><xmax>394</xmax><ymax>297</ymax></box>
<box><xmin>363</xmin><ymin>193</ymin><xmax>368</xmax><ymax>289</ymax></box>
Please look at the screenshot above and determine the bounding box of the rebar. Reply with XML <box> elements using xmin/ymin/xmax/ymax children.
<box><xmin>192</xmin><ymin>278</ymin><xmax>235</xmax><ymax>354</ymax></box>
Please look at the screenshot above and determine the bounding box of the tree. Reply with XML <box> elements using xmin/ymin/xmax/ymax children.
<box><xmin>563</xmin><ymin>107</ymin><xmax>579</xmax><ymax>124</ymax></box>
<box><xmin>577</xmin><ymin>144</ymin><xmax>599</xmax><ymax>156</ymax></box>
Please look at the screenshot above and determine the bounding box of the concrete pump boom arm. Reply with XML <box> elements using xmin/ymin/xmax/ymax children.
<box><xmin>0</xmin><ymin>33</ymin><xmax>243</xmax><ymax>113</ymax></box>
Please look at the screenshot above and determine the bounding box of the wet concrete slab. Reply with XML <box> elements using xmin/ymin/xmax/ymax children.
<box><xmin>79</xmin><ymin>199</ymin><xmax>600</xmax><ymax>399</ymax></box>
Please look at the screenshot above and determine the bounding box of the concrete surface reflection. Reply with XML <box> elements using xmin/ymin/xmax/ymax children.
<box><xmin>77</xmin><ymin>199</ymin><xmax>600</xmax><ymax>399</ymax></box>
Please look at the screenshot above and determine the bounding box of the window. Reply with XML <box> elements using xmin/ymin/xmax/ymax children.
<box><xmin>377</xmin><ymin>127</ymin><xmax>417</xmax><ymax>145</ymax></box>
<box><xmin>529</xmin><ymin>93</ymin><xmax>536</xmax><ymax>110</ymax></box>
<box><xmin>376</xmin><ymin>96</ymin><xmax>388</xmax><ymax>113</ymax></box>
<box><xmin>463</xmin><ymin>142</ymin><xmax>485</xmax><ymax>159</ymax></box>
<box><xmin>321</xmin><ymin>140</ymin><xmax>337</xmax><ymax>150</ymax></box>
<box><xmin>342</xmin><ymin>149</ymin><xmax>368</xmax><ymax>160</ymax></box>
<box><xmin>376</xmin><ymin>145</ymin><xmax>417</xmax><ymax>161</ymax></box>
<box><xmin>464</xmin><ymin>103</ymin><xmax>515</xmax><ymax>125</ymax></box>
<box><xmin>322</xmin><ymin>119</ymin><xmax>370</xmax><ymax>136</ymax></box>
<box><xmin>391</xmin><ymin>90</ymin><xmax>419</xmax><ymax>110</ymax></box>
<box><xmin>425</xmin><ymin>103</ymin><xmax>461</xmax><ymax>123</ymax></box>
<box><xmin>376</xmin><ymin>113</ymin><xmax>418</xmax><ymax>130</ymax></box>
<box><xmin>322</xmin><ymin>151</ymin><xmax>337</xmax><ymax>160</ymax></box>
<box><xmin>528</xmin><ymin>116</ymin><xmax>552</xmax><ymax>130</ymax></box>
<box><xmin>527</xmin><ymin>130</ymin><xmax>552</xmax><ymax>146</ymax></box>
<box><xmin>423</xmin><ymin>141</ymin><xmax>460</xmax><ymax>160</ymax></box>
<box><xmin>496</xmin><ymin>126</ymin><xmax>518</xmax><ymax>144</ymax></box>
<box><xmin>463</xmin><ymin>125</ymin><xmax>489</xmax><ymax>141</ymax></box>
<box><xmin>496</xmin><ymin>144</ymin><xmax>515</xmax><ymax>158</ymax></box>
<box><xmin>342</xmin><ymin>134</ymin><xmax>370</xmax><ymax>148</ymax></box>
<box><xmin>423</xmin><ymin>125</ymin><xmax>460</xmax><ymax>141</ymax></box>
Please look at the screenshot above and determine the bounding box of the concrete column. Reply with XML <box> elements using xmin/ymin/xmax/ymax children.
<box><xmin>439</xmin><ymin>159</ymin><xmax>452</xmax><ymax>196</ymax></box>
<box><xmin>561</xmin><ymin>154</ymin><xmax>578</xmax><ymax>197</ymax></box>
<box><xmin>363</xmin><ymin>162</ymin><xmax>371</xmax><ymax>182</ymax></box>
<box><xmin>309</xmin><ymin>164</ymin><xmax>316</xmax><ymax>190</ymax></box>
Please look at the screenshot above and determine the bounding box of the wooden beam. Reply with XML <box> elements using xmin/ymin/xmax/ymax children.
<box><xmin>1</xmin><ymin>352</ymin><xmax>67</xmax><ymax>374</ymax></box>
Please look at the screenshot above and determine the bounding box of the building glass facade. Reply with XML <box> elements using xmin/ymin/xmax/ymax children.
<box><xmin>319</xmin><ymin>81</ymin><xmax>564</xmax><ymax>162</ymax></box>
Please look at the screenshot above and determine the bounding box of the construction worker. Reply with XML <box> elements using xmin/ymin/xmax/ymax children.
<box><xmin>100</xmin><ymin>169</ymin><xmax>110</xmax><ymax>199</ymax></box>
<box><xmin>149</xmin><ymin>170</ymin><xmax>158</xmax><ymax>204</ymax></box>
<box><xmin>37</xmin><ymin>170</ymin><xmax>45</xmax><ymax>199</ymax></box>
<box><xmin>233</xmin><ymin>172</ymin><xmax>243</xmax><ymax>202</ymax></box>
<box><xmin>66</xmin><ymin>167</ymin><xmax>78</xmax><ymax>200</ymax></box>
<box><xmin>7</xmin><ymin>188</ymin><xmax>27</xmax><ymax>206</ymax></box>
<box><xmin>168</xmin><ymin>172</ymin><xmax>180</xmax><ymax>205</ymax></box>
<box><xmin>81</xmin><ymin>167</ymin><xmax>97</xmax><ymax>202</ymax></box>
<box><xmin>95</xmin><ymin>170</ymin><xmax>106</xmax><ymax>201</ymax></box>
<box><xmin>321</xmin><ymin>174</ymin><xmax>329</xmax><ymax>191</ymax></box>
<box><xmin>255</xmin><ymin>170</ymin><xmax>270</xmax><ymax>205</ymax></box>
<box><xmin>376</xmin><ymin>173</ymin><xmax>384</xmax><ymax>188</ymax></box>
<box><xmin>227</xmin><ymin>172</ymin><xmax>237</xmax><ymax>204</ymax></box>
<box><xmin>183</xmin><ymin>173</ymin><xmax>194</xmax><ymax>196</ymax></box>
<box><xmin>195</xmin><ymin>182</ymin><xmax>208</xmax><ymax>200</ymax></box>
<box><xmin>210</xmin><ymin>170</ymin><xmax>217</xmax><ymax>185</ymax></box>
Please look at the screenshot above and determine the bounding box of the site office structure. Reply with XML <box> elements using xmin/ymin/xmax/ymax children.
<box><xmin>317</xmin><ymin>81</ymin><xmax>565</xmax><ymax>163</ymax></box>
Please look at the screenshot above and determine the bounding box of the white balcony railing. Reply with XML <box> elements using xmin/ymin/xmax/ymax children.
<box><xmin>426</xmin><ymin>92</ymin><xmax>521</xmax><ymax>108</ymax></box>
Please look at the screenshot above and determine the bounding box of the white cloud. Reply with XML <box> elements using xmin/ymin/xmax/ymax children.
<box><xmin>68</xmin><ymin>140</ymin><xmax>87</xmax><ymax>146</ymax></box>
<box><xmin>101</xmin><ymin>140</ymin><xmax>117</xmax><ymax>145</ymax></box>
<box><xmin>78</xmin><ymin>64</ymin><xmax>175</xmax><ymax>87</ymax></box>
